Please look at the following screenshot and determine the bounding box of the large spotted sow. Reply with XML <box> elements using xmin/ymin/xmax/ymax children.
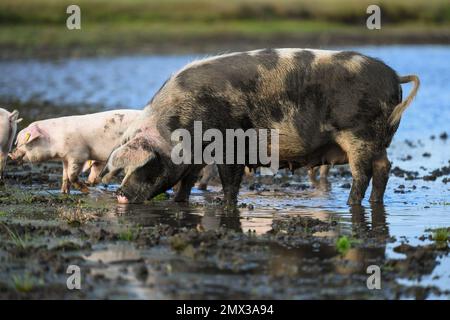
<box><xmin>101</xmin><ymin>49</ymin><xmax>420</xmax><ymax>207</ymax></box>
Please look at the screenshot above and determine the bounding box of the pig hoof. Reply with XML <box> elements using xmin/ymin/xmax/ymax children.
<box><xmin>61</xmin><ymin>187</ymin><xmax>70</xmax><ymax>194</ymax></box>
<box><xmin>117</xmin><ymin>195</ymin><xmax>129</xmax><ymax>204</ymax></box>
<box><xmin>73</xmin><ymin>182</ymin><xmax>89</xmax><ymax>193</ymax></box>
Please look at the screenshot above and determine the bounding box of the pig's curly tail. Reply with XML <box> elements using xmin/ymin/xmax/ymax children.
<box><xmin>388</xmin><ymin>75</ymin><xmax>420</xmax><ymax>126</ymax></box>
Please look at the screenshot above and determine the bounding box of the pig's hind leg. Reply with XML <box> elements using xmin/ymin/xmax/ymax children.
<box><xmin>61</xmin><ymin>160</ymin><xmax>70</xmax><ymax>193</ymax></box>
<box><xmin>336</xmin><ymin>134</ymin><xmax>375</xmax><ymax>205</ymax></box>
<box><xmin>67</xmin><ymin>159</ymin><xmax>90</xmax><ymax>193</ymax></box>
<box><xmin>369</xmin><ymin>150</ymin><xmax>391</xmax><ymax>203</ymax></box>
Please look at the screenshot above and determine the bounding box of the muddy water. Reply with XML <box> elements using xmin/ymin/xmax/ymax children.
<box><xmin>0</xmin><ymin>45</ymin><xmax>449</xmax><ymax>299</ymax></box>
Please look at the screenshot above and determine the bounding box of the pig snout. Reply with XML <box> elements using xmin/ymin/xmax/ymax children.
<box><xmin>116</xmin><ymin>188</ymin><xmax>130</xmax><ymax>204</ymax></box>
<box><xmin>8</xmin><ymin>148</ymin><xmax>26</xmax><ymax>162</ymax></box>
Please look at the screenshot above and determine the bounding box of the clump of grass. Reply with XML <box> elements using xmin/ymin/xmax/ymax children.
<box><xmin>169</xmin><ymin>234</ymin><xmax>189</xmax><ymax>252</ymax></box>
<box><xmin>152</xmin><ymin>193</ymin><xmax>169</xmax><ymax>201</ymax></box>
<box><xmin>0</xmin><ymin>211</ymin><xmax>8</xmax><ymax>217</ymax></box>
<box><xmin>1</xmin><ymin>223</ymin><xmax>31</xmax><ymax>249</ymax></box>
<box><xmin>433</xmin><ymin>228</ymin><xmax>449</xmax><ymax>242</ymax></box>
<box><xmin>58</xmin><ymin>200</ymin><xmax>94</xmax><ymax>227</ymax></box>
<box><xmin>118</xmin><ymin>225</ymin><xmax>141</xmax><ymax>241</ymax></box>
<box><xmin>12</xmin><ymin>274</ymin><xmax>37</xmax><ymax>293</ymax></box>
<box><xmin>336</xmin><ymin>236</ymin><xmax>351</xmax><ymax>255</ymax></box>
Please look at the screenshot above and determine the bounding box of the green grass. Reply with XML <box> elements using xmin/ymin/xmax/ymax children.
<box><xmin>336</xmin><ymin>235</ymin><xmax>351</xmax><ymax>255</ymax></box>
<box><xmin>118</xmin><ymin>225</ymin><xmax>141</xmax><ymax>241</ymax></box>
<box><xmin>1</xmin><ymin>0</ymin><xmax>449</xmax><ymax>25</ymax></box>
<box><xmin>432</xmin><ymin>228</ymin><xmax>449</xmax><ymax>242</ymax></box>
<box><xmin>152</xmin><ymin>193</ymin><xmax>169</xmax><ymax>201</ymax></box>
<box><xmin>1</xmin><ymin>223</ymin><xmax>31</xmax><ymax>249</ymax></box>
<box><xmin>1</xmin><ymin>0</ymin><xmax>449</xmax><ymax>57</ymax></box>
<box><xmin>12</xmin><ymin>274</ymin><xmax>39</xmax><ymax>293</ymax></box>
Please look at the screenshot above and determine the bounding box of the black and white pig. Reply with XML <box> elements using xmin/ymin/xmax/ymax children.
<box><xmin>101</xmin><ymin>49</ymin><xmax>419</xmax><ymax>207</ymax></box>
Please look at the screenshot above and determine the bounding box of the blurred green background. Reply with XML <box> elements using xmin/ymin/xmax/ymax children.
<box><xmin>1</xmin><ymin>0</ymin><xmax>449</xmax><ymax>58</ymax></box>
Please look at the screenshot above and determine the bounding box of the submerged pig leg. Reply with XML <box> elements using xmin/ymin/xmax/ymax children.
<box><xmin>174</xmin><ymin>166</ymin><xmax>203</xmax><ymax>202</ymax></box>
<box><xmin>369</xmin><ymin>150</ymin><xmax>391</xmax><ymax>203</ymax></box>
<box><xmin>67</xmin><ymin>160</ymin><xmax>89</xmax><ymax>193</ymax></box>
<box><xmin>217</xmin><ymin>164</ymin><xmax>245</xmax><ymax>209</ymax></box>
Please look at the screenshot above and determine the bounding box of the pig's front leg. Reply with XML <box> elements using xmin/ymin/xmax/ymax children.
<box><xmin>174</xmin><ymin>165</ymin><xmax>203</xmax><ymax>202</ymax></box>
<box><xmin>61</xmin><ymin>160</ymin><xmax>71</xmax><ymax>193</ymax></box>
<box><xmin>67</xmin><ymin>159</ymin><xmax>89</xmax><ymax>193</ymax></box>
<box><xmin>217</xmin><ymin>164</ymin><xmax>245</xmax><ymax>210</ymax></box>
<box><xmin>308</xmin><ymin>167</ymin><xmax>319</xmax><ymax>183</ymax></box>
<box><xmin>319</xmin><ymin>165</ymin><xmax>330</xmax><ymax>180</ymax></box>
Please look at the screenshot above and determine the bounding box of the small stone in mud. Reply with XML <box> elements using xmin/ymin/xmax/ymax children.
<box><xmin>248</xmin><ymin>183</ymin><xmax>261</xmax><ymax>191</ymax></box>
<box><xmin>422</xmin><ymin>152</ymin><xmax>431</xmax><ymax>157</ymax></box>
<box><xmin>294</xmin><ymin>184</ymin><xmax>309</xmax><ymax>191</ymax></box>
<box><xmin>401</xmin><ymin>155</ymin><xmax>412</xmax><ymax>161</ymax></box>
<box><xmin>404</xmin><ymin>140</ymin><xmax>416</xmax><ymax>148</ymax></box>
<box><xmin>443</xmin><ymin>178</ymin><xmax>449</xmax><ymax>184</ymax></box>
<box><xmin>439</xmin><ymin>132</ymin><xmax>448</xmax><ymax>140</ymax></box>
<box><xmin>391</xmin><ymin>166</ymin><xmax>419</xmax><ymax>180</ymax></box>
<box><xmin>423</xmin><ymin>175</ymin><xmax>437</xmax><ymax>181</ymax></box>
<box><xmin>430</xmin><ymin>135</ymin><xmax>435</xmax><ymax>140</ymax></box>
<box><xmin>340</xmin><ymin>183</ymin><xmax>351</xmax><ymax>189</ymax></box>
<box><xmin>398</xmin><ymin>185</ymin><xmax>405</xmax><ymax>189</ymax></box>
<box><xmin>133</xmin><ymin>263</ymin><xmax>148</xmax><ymax>281</ymax></box>
<box><xmin>271</xmin><ymin>216</ymin><xmax>330</xmax><ymax>235</ymax></box>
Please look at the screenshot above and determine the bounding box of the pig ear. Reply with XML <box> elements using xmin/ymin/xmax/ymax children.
<box><xmin>9</xmin><ymin>110</ymin><xmax>20</xmax><ymax>122</ymax></box>
<box><xmin>113</xmin><ymin>138</ymin><xmax>155</xmax><ymax>171</ymax></box>
<box><xmin>104</xmin><ymin>137</ymin><xmax>156</xmax><ymax>177</ymax></box>
<box><xmin>20</xmin><ymin>125</ymin><xmax>44</xmax><ymax>145</ymax></box>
